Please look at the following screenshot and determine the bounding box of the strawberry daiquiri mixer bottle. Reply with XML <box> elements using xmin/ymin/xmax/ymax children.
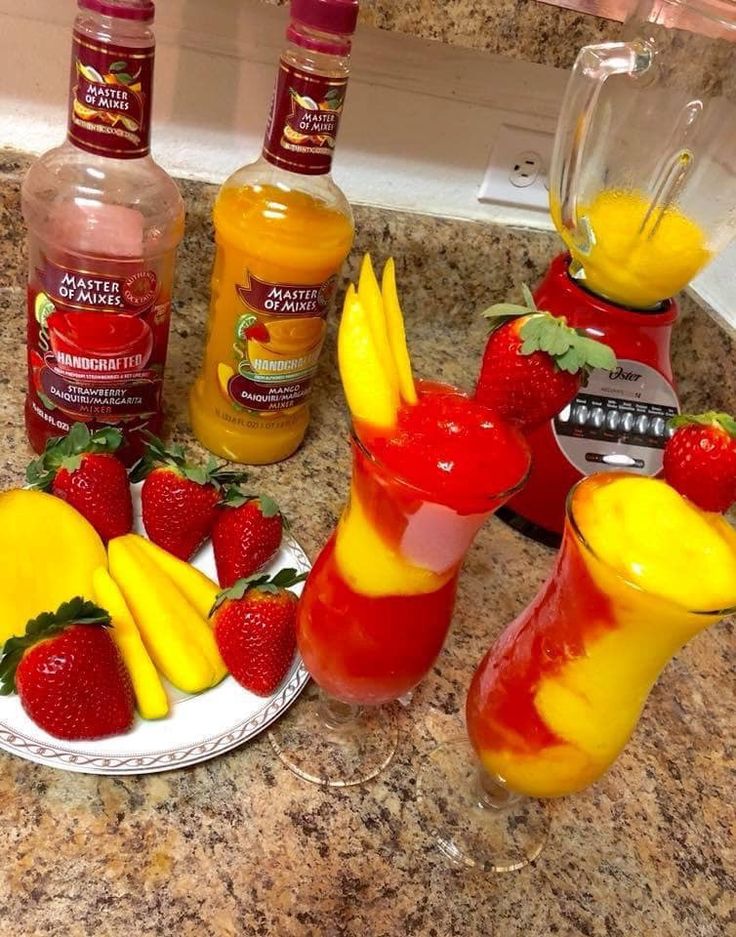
<box><xmin>22</xmin><ymin>0</ymin><xmax>184</xmax><ymax>465</ymax></box>
<box><xmin>189</xmin><ymin>0</ymin><xmax>358</xmax><ymax>465</ymax></box>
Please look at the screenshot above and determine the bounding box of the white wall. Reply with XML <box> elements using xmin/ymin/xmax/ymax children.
<box><xmin>0</xmin><ymin>0</ymin><xmax>733</xmax><ymax>330</ymax></box>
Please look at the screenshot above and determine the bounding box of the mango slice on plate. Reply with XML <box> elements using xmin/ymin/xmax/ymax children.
<box><xmin>108</xmin><ymin>537</ymin><xmax>226</xmax><ymax>694</ymax></box>
<box><xmin>338</xmin><ymin>284</ymin><xmax>400</xmax><ymax>429</ymax></box>
<box><xmin>93</xmin><ymin>567</ymin><xmax>169</xmax><ymax>720</ymax></box>
<box><xmin>381</xmin><ymin>257</ymin><xmax>417</xmax><ymax>405</ymax></box>
<box><xmin>0</xmin><ymin>489</ymin><xmax>107</xmax><ymax>646</ymax></box>
<box><xmin>125</xmin><ymin>533</ymin><xmax>218</xmax><ymax>620</ymax></box>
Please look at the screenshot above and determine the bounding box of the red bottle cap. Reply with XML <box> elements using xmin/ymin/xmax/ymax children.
<box><xmin>78</xmin><ymin>0</ymin><xmax>155</xmax><ymax>21</ymax></box>
<box><xmin>290</xmin><ymin>0</ymin><xmax>359</xmax><ymax>36</ymax></box>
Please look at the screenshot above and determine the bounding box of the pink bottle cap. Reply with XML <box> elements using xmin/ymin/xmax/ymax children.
<box><xmin>290</xmin><ymin>0</ymin><xmax>359</xmax><ymax>36</ymax></box>
<box><xmin>78</xmin><ymin>0</ymin><xmax>155</xmax><ymax>21</ymax></box>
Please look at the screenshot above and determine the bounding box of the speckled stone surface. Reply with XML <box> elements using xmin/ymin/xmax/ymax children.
<box><xmin>261</xmin><ymin>0</ymin><xmax>621</xmax><ymax>69</ymax></box>
<box><xmin>0</xmin><ymin>148</ymin><xmax>734</xmax><ymax>936</ymax></box>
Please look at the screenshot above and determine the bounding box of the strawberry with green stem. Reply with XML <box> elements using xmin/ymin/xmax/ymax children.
<box><xmin>26</xmin><ymin>422</ymin><xmax>133</xmax><ymax>543</ymax></box>
<box><xmin>212</xmin><ymin>491</ymin><xmax>285</xmax><ymax>588</ymax></box>
<box><xmin>0</xmin><ymin>597</ymin><xmax>135</xmax><ymax>741</ymax></box>
<box><xmin>131</xmin><ymin>434</ymin><xmax>247</xmax><ymax>560</ymax></box>
<box><xmin>663</xmin><ymin>411</ymin><xmax>736</xmax><ymax>513</ymax></box>
<box><xmin>475</xmin><ymin>285</ymin><xmax>617</xmax><ymax>430</ymax></box>
<box><xmin>211</xmin><ymin>569</ymin><xmax>307</xmax><ymax>697</ymax></box>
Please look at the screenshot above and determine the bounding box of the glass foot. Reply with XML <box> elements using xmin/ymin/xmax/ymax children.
<box><xmin>268</xmin><ymin>683</ymin><xmax>399</xmax><ymax>787</ymax></box>
<box><xmin>416</xmin><ymin>738</ymin><xmax>549</xmax><ymax>872</ymax></box>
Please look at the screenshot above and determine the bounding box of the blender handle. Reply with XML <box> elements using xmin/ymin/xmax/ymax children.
<box><xmin>550</xmin><ymin>41</ymin><xmax>654</xmax><ymax>239</ymax></box>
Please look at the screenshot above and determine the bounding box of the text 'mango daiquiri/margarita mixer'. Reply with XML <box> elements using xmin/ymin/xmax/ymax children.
<box><xmin>500</xmin><ymin>0</ymin><xmax>736</xmax><ymax>544</ymax></box>
<box><xmin>189</xmin><ymin>0</ymin><xmax>358</xmax><ymax>465</ymax></box>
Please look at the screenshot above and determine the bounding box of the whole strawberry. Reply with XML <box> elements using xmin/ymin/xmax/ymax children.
<box><xmin>26</xmin><ymin>423</ymin><xmax>133</xmax><ymax>543</ymax></box>
<box><xmin>131</xmin><ymin>435</ymin><xmax>247</xmax><ymax>561</ymax></box>
<box><xmin>211</xmin><ymin>569</ymin><xmax>306</xmax><ymax>697</ymax></box>
<box><xmin>0</xmin><ymin>597</ymin><xmax>135</xmax><ymax>740</ymax></box>
<box><xmin>663</xmin><ymin>412</ymin><xmax>736</xmax><ymax>513</ymax></box>
<box><xmin>475</xmin><ymin>285</ymin><xmax>616</xmax><ymax>430</ymax></box>
<box><xmin>212</xmin><ymin>492</ymin><xmax>284</xmax><ymax>588</ymax></box>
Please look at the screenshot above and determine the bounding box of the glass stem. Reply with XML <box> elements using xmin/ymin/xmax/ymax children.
<box><xmin>317</xmin><ymin>691</ymin><xmax>362</xmax><ymax>734</ymax></box>
<box><xmin>475</xmin><ymin>765</ymin><xmax>520</xmax><ymax>811</ymax></box>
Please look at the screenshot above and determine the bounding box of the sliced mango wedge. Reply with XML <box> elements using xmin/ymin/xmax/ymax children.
<box><xmin>125</xmin><ymin>534</ymin><xmax>218</xmax><ymax>620</ymax></box>
<box><xmin>381</xmin><ymin>258</ymin><xmax>417</xmax><ymax>405</ymax></box>
<box><xmin>108</xmin><ymin>537</ymin><xmax>226</xmax><ymax>694</ymax></box>
<box><xmin>338</xmin><ymin>284</ymin><xmax>400</xmax><ymax>429</ymax></box>
<box><xmin>93</xmin><ymin>567</ymin><xmax>169</xmax><ymax>720</ymax></box>
<box><xmin>358</xmin><ymin>254</ymin><xmax>399</xmax><ymax>395</ymax></box>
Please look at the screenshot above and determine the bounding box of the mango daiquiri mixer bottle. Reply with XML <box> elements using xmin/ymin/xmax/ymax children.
<box><xmin>190</xmin><ymin>0</ymin><xmax>358</xmax><ymax>463</ymax></box>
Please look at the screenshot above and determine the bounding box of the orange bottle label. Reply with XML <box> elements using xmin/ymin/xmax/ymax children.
<box><xmin>219</xmin><ymin>271</ymin><xmax>336</xmax><ymax>412</ymax></box>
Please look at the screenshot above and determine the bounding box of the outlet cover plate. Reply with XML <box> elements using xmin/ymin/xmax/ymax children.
<box><xmin>478</xmin><ymin>122</ymin><xmax>555</xmax><ymax>212</ymax></box>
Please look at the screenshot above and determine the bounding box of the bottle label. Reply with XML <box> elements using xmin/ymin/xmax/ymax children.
<box><xmin>67</xmin><ymin>29</ymin><xmax>153</xmax><ymax>158</ymax></box>
<box><xmin>26</xmin><ymin>254</ymin><xmax>171</xmax><ymax>435</ymax></box>
<box><xmin>221</xmin><ymin>271</ymin><xmax>338</xmax><ymax>412</ymax></box>
<box><xmin>262</xmin><ymin>61</ymin><xmax>347</xmax><ymax>175</ymax></box>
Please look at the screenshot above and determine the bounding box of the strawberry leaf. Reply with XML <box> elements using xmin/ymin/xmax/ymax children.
<box><xmin>517</xmin><ymin>313</ymin><xmax>616</xmax><ymax>376</ymax></box>
<box><xmin>669</xmin><ymin>411</ymin><xmax>736</xmax><ymax>437</ymax></box>
<box><xmin>520</xmin><ymin>283</ymin><xmax>537</xmax><ymax>311</ymax></box>
<box><xmin>258</xmin><ymin>494</ymin><xmax>281</xmax><ymax>518</ymax></box>
<box><xmin>210</xmin><ymin>568</ymin><xmax>307</xmax><ymax>615</ymax></box>
<box><xmin>26</xmin><ymin>424</ymin><xmax>123</xmax><ymax>487</ymax></box>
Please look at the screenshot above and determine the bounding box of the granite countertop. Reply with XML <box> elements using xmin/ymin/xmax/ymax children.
<box><xmin>0</xmin><ymin>151</ymin><xmax>734</xmax><ymax>936</ymax></box>
<box><xmin>262</xmin><ymin>0</ymin><xmax>622</xmax><ymax>69</ymax></box>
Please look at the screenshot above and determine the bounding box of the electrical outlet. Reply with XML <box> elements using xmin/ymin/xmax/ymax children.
<box><xmin>478</xmin><ymin>123</ymin><xmax>555</xmax><ymax>212</ymax></box>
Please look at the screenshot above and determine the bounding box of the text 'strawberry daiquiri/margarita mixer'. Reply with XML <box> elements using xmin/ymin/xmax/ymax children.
<box><xmin>22</xmin><ymin>0</ymin><xmax>184</xmax><ymax>465</ymax></box>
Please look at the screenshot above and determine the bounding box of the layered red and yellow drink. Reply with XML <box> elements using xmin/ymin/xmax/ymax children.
<box><xmin>298</xmin><ymin>383</ymin><xmax>530</xmax><ymax>705</ymax></box>
<box><xmin>467</xmin><ymin>473</ymin><xmax>736</xmax><ymax>798</ymax></box>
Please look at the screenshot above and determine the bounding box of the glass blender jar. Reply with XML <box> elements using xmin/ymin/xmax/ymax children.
<box><xmin>502</xmin><ymin>0</ymin><xmax>736</xmax><ymax>545</ymax></box>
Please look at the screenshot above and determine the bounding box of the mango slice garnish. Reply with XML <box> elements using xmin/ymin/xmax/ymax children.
<box><xmin>338</xmin><ymin>284</ymin><xmax>399</xmax><ymax>429</ymax></box>
<box><xmin>381</xmin><ymin>258</ymin><xmax>417</xmax><ymax>405</ymax></box>
<box><xmin>338</xmin><ymin>254</ymin><xmax>417</xmax><ymax>429</ymax></box>
<box><xmin>358</xmin><ymin>254</ymin><xmax>399</xmax><ymax>396</ymax></box>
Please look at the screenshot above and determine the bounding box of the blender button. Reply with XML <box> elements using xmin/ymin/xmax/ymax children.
<box><xmin>557</xmin><ymin>404</ymin><xmax>572</xmax><ymax>424</ymax></box>
<box><xmin>651</xmin><ymin>417</ymin><xmax>666</xmax><ymax>436</ymax></box>
<box><xmin>621</xmin><ymin>412</ymin><xmax>635</xmax><ymax>433</ymax></box>
<box><xmin>574</xmin><ymin>404</ymin><xmax>589</xmax><ymax>425</ymax></box>
<box><xmin>606</xmin><ymin>411</ymin><xmax>620</xmax><ymax>431</ymax></box>
<box><xmin>591</xmin><ymin>407</ymin><xmax>605</xmax><ymax>428</ymax></box>
<box><xmin>635</xmin><ymin>414</ymin><xmax>649</xmax><ymax>434</ymax></box>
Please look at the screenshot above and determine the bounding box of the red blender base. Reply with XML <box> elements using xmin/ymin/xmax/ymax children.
<box><xmin>498</xmin><ymin>254</ymin><xmax>680</xmax><ymax>547</ymax></box>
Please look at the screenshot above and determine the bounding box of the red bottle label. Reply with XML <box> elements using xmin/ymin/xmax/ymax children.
<box><xmin>26</xmin><ymin>254</ymin><xmax>171</xmax><ymax>442</ymax></box>
<box><xmin>262</xmin><ymin>61</ymin><xmax>347</xmax><ymax>175</ymax></box>
<box><xmin>223</xmin><ymin>271</ymin><xmax>337</xmax><ymax>412</ymax></box>
<box><xmin>67</xmin><ymin>29</ymin><xmax>153</xmax><ymax>159</ymax></box>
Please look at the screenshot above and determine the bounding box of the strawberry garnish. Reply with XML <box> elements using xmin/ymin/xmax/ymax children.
<box><xmin>131</xmin><ymin>435</ymin><xmax>247</xmax><ymax>561</ymax></box>
<box><xmin>211</xmin><ymin>569</ymin><xmax>306</xmax><ymax>697</ymax></box>
<box><xmin>663</xmin><ymin>412</ymin><xmax>736</xmax><ymax>513</ymax></box>
<box><xmin>475</xmin><ymin>285</ymin><xmax>616</xmax><ymax>430</ymax></box>
<box><xmin>0</xmin><ymin>597</ymin><xmax>134</xmax><ymax>740</ymax></box>
<box><xmin>212</xmin><ymin>491</ymin><xmax>284</xmax><ymax>588</ymax></box>
<box><xmin>26</xmin><ymin>422</ymin><xmax>133</xmax><ymax>543</ymax></box>
<box><xmin>244</xmin><ymin>321</ymin><xmax>270</xmax><ymax>343</ymax></box>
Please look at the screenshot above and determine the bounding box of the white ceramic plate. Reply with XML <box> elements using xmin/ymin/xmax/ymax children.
<box><xmin>0</xmin><ymin>485</ymin><xmax>310</xmax><ymax>775</ymax></box>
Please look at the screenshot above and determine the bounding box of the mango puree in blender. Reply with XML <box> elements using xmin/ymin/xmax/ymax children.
<box><xmin>467</xmin><ymin>474</ymin><xmax>736</xmax><ymax>798</ymax></box>
<box><xmin>554</xmin><ymin>189</ymin><xmax>711</xmax><ymax>308</ymax></box>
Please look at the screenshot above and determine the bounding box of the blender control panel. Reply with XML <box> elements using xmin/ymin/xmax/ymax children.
<box><xmin>552</xmin><ymin>360</ymin><xmax>680</xmax><ymax>476</ymax></box>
